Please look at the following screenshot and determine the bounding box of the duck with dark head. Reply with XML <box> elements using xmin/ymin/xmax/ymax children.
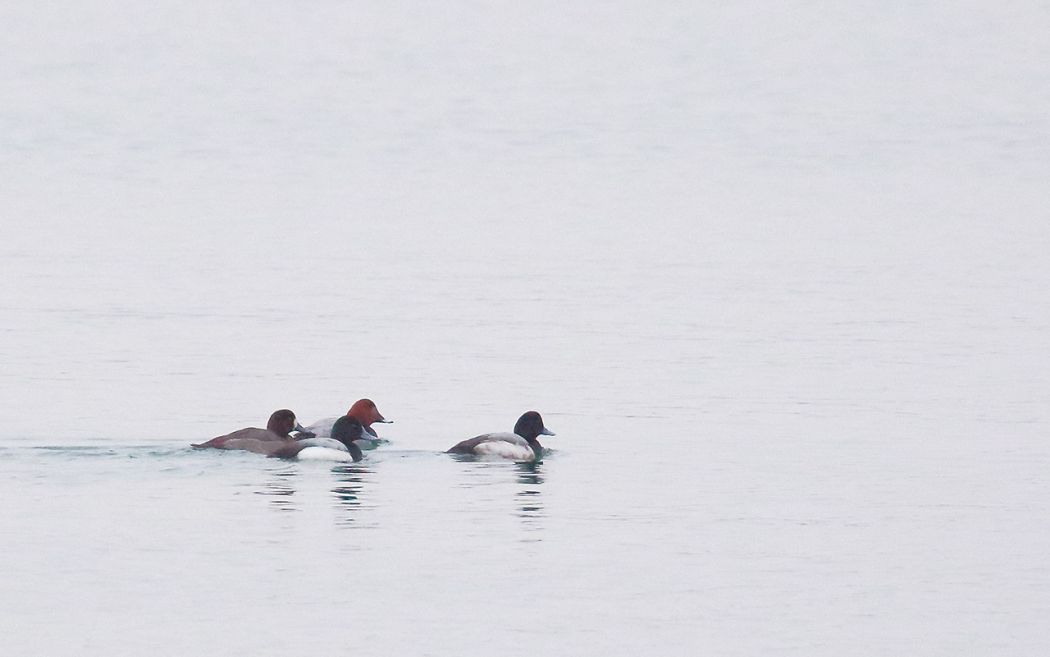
<box><xmin>447</xmin><ymin>411</ymin><xmax>555</xmax><ymax>462</ymax></box>
<box><xmin>270</xmin><ymin>416</ymin><xmax>366</xmax><ymax>461</ymax></box>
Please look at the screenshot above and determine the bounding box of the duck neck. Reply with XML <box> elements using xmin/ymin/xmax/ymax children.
<box><xmin>527</xmin><ymin>437</ymin><xmax>543</xmax><ymax>457</ymax></box>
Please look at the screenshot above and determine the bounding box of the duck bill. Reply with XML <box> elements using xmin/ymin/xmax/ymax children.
<box><xmin>294</xmin><ymin>422</ymin><xmax>308</xmax><ymax>433</ymax></box>
<box><xmin>540</xmin><ymin>427</ymin><xmax>555</xmax><ymax>436</ymax></box>
<box><xmin>375</xmin><ymin>415</ymin><xmax>392</xmax><ymax>424</ymax></box>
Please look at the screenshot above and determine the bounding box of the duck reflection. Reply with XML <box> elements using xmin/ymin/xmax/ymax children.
<box><xmin>515</xmin><ymin>461</ymin><xmax>545</xmax><ymax>536</ymax></box>
<box><xmin>256</xmin><ymin>465</ymin><xmax>299</xmax><ymax>511</ymax></box>
<box><xmin>331</xmin><ymin>463</ymin><xmax>371</xmax><ymax>525</ymax></box>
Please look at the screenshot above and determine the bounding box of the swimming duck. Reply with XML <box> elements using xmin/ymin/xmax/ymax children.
<box><xmin>192</xmin><ymin>409</ymin><xmax>307</xmax><ymax>453</ymax></box>
<box><xmin>270</xmin><ymin>416</ymin><xmax>365</xmax><ymax>462</ymax></box>
<box><xmin>303</xmin><ymin>399</ymin><xmax>392</xmax><ymax>449</ymax></box>
<box><xmin>446</xmin><ymin>411</ymin><xmax>555</xmax><ymax>462</ymax></box>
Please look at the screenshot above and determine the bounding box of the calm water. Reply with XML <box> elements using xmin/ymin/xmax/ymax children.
<box><xmin>3</xmin><ymin>2</ymin><xmax>1049</xmax><ymax>655</ymax></box>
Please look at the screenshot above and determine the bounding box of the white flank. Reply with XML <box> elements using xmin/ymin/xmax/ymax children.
<box><xmin>295</xmin><ymin>446</ymin><xmax>355</xmax><ymax>462</ymax></box>
<box><xmin>473</xmin><ymin>435</ymin><xmax>535</xmax><ymax>461</ymax></box>
<box><xmin>296</xmin><ymin>438</ymin><xmax>347</xmax><ymax>450</ymax></box>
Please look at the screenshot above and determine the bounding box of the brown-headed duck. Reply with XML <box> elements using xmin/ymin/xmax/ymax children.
<box><xmin>192</xmin><ymin>409</ymin><xmax>307</xmax><ymax>453</ymax></box>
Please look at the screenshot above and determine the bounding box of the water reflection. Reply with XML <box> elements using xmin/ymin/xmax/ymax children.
<box><xmin>448</xmin><ymin>456</ymin><xmax>548</xmax><ymax>537</ymax></box>
<box><xmin>256</xmin><ymin>465</ymin><xmax>298</xmax><ymax>511</ymax></box>
<box><xmin>331</xmin><ymin>463</ymin><xmax>371</xmax><ymax>526</ymax></box>
<box><xmin>515</xmin><ymin>462</ymin><xmax>545</xmax><ymax>538</ymax></box>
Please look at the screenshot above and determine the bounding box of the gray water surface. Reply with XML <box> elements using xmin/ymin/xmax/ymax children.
<box><xmin>2</xmin><ymin>2</ymin><xmax>1049</xmax><ymax>655</ymax></box>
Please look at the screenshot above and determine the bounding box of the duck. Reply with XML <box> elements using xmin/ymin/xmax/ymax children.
<box><xmin>302</xmin><ymin>399</ymin><xmax>392</xmax><ymax>449</ymax></box>
<box><xmin>192</xmin><ymin>409</ymin><xmax>307</xmax><ymax>453</ymax></box>
<box><xmin>269</xmin><ymin>416</ymin><xmax>365</xmax><ymax>462</ymax></box>
<box><xmin>446</xmin><ymin>411</ymin><xmax>555</xmax><ymax>462</ymax></box>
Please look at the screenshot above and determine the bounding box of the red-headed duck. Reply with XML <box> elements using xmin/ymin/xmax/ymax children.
<box><xmin>446</xmin><ymin>411</ymin><xmax>555</xmax><ymax>462</ymax></box>
<box><xmin>303</xmin><ymin>399</ymin><xmax>392</xmax><ymax>449</ymax></box>
<box><xmin>192</xmin><ymin>409</ymin><xmax>306</xmax><ymax>453</ymax></box>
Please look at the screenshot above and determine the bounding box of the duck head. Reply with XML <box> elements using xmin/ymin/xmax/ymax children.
<box><xmin>347</xmin><ymin>399</ymin><xmax>391</xmax><ymax>428</ymax></box>
<box><xmin>331</xmin><ymin>416</ymin><xmax>365</xmax><ymax>461</ymax></box>
<box><xmin>266</xmin><ymin>409</ymin><xmax>301</xmax><ymax>437</ymax></box>
<box><xmin>513</xmin><ymin>411</ymin><xmax>555</xmax><ymax>444</ymax></box>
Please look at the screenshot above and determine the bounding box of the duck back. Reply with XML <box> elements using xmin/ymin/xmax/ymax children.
<box><xmin>447</xmin><ymin>432</ymin><xmax>537</xmax><ymax>461</ymax></box>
